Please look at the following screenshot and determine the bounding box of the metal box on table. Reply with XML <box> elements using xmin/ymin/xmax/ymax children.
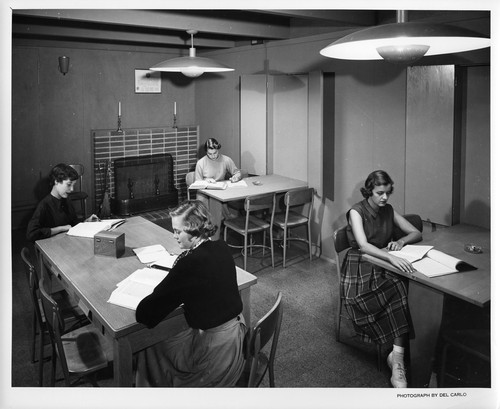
<box><xmin>94</xmin><ymin>230</ymin><xmax>125</xmax><ymax>258</ymax></box>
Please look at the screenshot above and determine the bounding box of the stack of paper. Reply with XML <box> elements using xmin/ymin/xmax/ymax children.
<box><xmin>67</xmin><ymin>219</ymin><xmax>125</xmax><ymax>238</ymax></box>
<box><xmin>108</xmin><ymin>267</ymin><xmax>169</xmax><ymax>310</ymax></box>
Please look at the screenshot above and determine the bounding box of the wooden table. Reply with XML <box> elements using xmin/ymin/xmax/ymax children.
<box><xmin>196</xmin><ymin>174</ymin><xmax>308</xmax><ymax>240</ymax></box>
<box><xmin>35</xmin><ymin>216</ymin><xmax>257</xmax><ymax>387</ymax></box>
<box><xmin>363</xmin><ymin>223</ymin><xmax>490</xmax><ymax>387</ymax></box>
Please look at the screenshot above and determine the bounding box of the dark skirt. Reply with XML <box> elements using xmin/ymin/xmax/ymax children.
<box><xmin>340</xmin><ymin>249</ymin><xmax>411</xmax><ymax>344</ymax></box>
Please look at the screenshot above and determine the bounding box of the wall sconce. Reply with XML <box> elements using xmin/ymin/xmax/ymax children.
<box><xmin>58</xmin><ymin>56</ymin><xmax>70</xmax><ymax>75</ymax></box>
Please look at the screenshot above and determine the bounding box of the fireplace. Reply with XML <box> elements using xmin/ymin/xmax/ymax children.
<box><xmin>111</xmin><ymin>153</ymin><xmax>178</xmax><ymax>216</ymax></box>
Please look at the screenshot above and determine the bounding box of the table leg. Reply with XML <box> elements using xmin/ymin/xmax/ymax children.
<box><xmin>408</xmin><ymin>281</ymin><xmax>444</xmax><ymax>387</ymax></box>
<box><xmin>240</xmin><ymin>287</ymin><xmax>251</xmax><ymax>326</ymax></box>
<box><xmin>208</xmin><ymin>196</ymin><xmax>223</xmax><ymax>241</ymax></box>
<box><xmin>113</xmin><ymin>338</ymin><xmax>134</xmax><ymax>387</ymax></box>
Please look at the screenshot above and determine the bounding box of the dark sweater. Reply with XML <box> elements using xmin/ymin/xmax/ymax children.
<box><xmin>26</xmin><ymin>194</ymin><xmax>78</xmax><ymax>242</ymax></box>
<box><xmin>136</xmin><ymin>240</ymin><xmax>243</xmax><ymax>330</ymax></box>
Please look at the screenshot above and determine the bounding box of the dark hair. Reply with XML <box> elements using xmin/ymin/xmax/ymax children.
<box><xmin>169</xmin><ymin>200</ymin><xmax>218</xmax><ymax>238</ymax></box>
<box><xmin>204</xmin><ymin>138</ymin><xmax>222</xmax><ymax>151</ymax></box>
<box><xmin>360</xmin><ymin>170</ymin><xmax>394</xmax><ymax>198</ymax></box>
<box><xmin>49</xmin><ymin>163</ymin><xmax>78</xmax><ymax>186</ymax></box>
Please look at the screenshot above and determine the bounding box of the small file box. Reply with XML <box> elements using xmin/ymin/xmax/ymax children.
<box><xmin>94</xmin><ymin>231</ymin><xmax>125</xmax><ymax>258</ymax></box>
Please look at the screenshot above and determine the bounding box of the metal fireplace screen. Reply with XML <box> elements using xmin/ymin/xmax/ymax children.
<box><xmin>112</xmin><ymin>153</ymin><xmax>178</xmax><ymax>215</ymax></box>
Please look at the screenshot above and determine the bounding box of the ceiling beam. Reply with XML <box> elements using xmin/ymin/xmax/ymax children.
<box><xmin>13</xmin><ymin>9</ymin><xmax>291</xmax><ymax>40</ymax></box>
<box><xmin>12</xmin><ymin>23</ymin><xmax>236</xmax><ymax>49</ymax></box>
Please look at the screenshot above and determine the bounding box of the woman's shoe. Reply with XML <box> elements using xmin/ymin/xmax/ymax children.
<box><xmin>387</xmin><ymin>351</ymin><xmax>407</xmax><ymax>388</ymax></box>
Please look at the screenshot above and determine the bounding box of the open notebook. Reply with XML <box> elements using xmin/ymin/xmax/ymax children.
<box><xmin>108</xmin><ymin>267</ymin><xmax>168</xmax><ymax>310</ymax></box>
<box><xmin>133</xmin><ymin>244</ymin><xmax>178</xmax><ymax>269</ymax></box>
<box><xmin>67</xmin><ymin>219</ymin><xmax>125</xmax><ymax>238</ymax></box>
<box><xmin>389</xmin><ymin>245</ymin><xmax>476</xmax><ymax>277</ymax></box>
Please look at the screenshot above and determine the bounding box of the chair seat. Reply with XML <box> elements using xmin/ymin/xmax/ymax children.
<box><xmin>224</xmin><ymin>216</ymin><xmax>271</xmax><ymax>234</ymax></box>
<box><xmin>273</xmin><ymin>211</ymin><xmax>309</xmax><ymax>228</ymax></box>
<box><xmin>62</xmin><ymin>326</ymin><xmax>113</xmax><ymax>375</ymax></box>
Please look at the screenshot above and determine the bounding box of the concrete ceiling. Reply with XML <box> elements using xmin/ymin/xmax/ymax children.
<box><xmin>12</xmin><ymin>9</ymin><xmax>491</xmax><ymax>51</ymax></box>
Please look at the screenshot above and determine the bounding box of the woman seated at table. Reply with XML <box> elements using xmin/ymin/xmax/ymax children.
<box><xmin>342</xmin><ymin>170</ymin><xmax>422</xmax><ymax>388</ymax></box>
<box><xmin>26</xmin><ymin>163</ymin><xmax>97</xmax><ymax>242</ymax></box>
<box><xmin>135</xmin><ymin>200</ymin><xmax>246</xmax><ymax>387</ymax></box>
<box><xmin>195</xmin><ymin>137</ymin><xmax>241</xmax><ymax>183</ymax></box>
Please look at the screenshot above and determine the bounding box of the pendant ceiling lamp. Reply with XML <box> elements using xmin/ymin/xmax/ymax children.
<box><xmin>320</xmin><ymin>11</ymin><xmax>490</xmax><ymax>64</ymax></box>
<box><xmin>150</xmin><ymin>30</ymin><xmax>234</xmax><ymax>77</ymax></box>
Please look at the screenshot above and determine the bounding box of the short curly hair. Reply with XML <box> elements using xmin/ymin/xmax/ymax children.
<box><xmin>169</xmin><ymin>200</ymin><xmax>218</xmax><ymax>238</ymax></box>
<box><xmin>204</xmin><ymin>138</ymin><xmax>222</xmax><ymax>151</ymax></box>
<box><xmin>49</xmin><ymin>163</ymin><xmax>78</xmax><ymax>186</ymax></box>
<box><xmin>360</xmin><ymin>170</ymin><xmax>394</xmax><ymax>199</ymax></box>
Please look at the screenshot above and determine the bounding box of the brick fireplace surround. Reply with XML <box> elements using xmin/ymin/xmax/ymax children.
<box><xmin>92</xmin><ymin>126</ymin><xmax>199</xmax><ymax>221</ymax></box>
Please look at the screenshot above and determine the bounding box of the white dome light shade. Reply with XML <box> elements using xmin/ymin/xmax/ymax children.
<box><xmin>150</xmin><ymin>30</ymin><xmax>234</xmax><ymax>77</ymax></box>
<box><xmin>320</xmin><ymin>21</ymin><xmax>490</xmax><ymax>63</ymax></box>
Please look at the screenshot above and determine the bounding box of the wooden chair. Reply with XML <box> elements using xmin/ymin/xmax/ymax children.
<box><xmin>68</xmin><ymin>164</ymin><xmax>88</xmax><ymax>220</ymax></box>
<box><xmin>438</xmin><ymin>329</ymin><xmax>490</xmax><ymax>387</ymax></box>
<box><xmin>185</xmin><ymin>171</ymin><xmax>195</xmax><ymax>200</ymax></box>
<box><xmin>224</xmin><ymin>193</ymin><xmax>276</xmax><ymax>270</ymax></box>
<box><xmin>20</xmin><ymin>247</ymin><xmax>88</xmax><ymax>386</ymax></box>
<box><xmin>273</xmin><ymin>187</ymin><xmax>314</xmax><ymax>267</ymax></box>
<box><xmin>333</xmin><ymin>214</ymin><xmax>423</xmax><ymax>371</ymax></box>
<box><xmin>38</xmin><ymin>277</ymin><xmax>113</xmax><ymax>386</ymax></box>
<box><xmin>237</xmin><ymin>292</ymin><xmax>283</xmax><ymax>387</ymax></box>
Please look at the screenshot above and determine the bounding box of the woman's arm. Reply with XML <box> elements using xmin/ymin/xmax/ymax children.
<box><xmin>386</xmin><ymin>211</ymin><xmax>422</xmax><ymax>251</ymax></box>
<box><xmin>349</xmin><ymin>210</ymin><xmax>415</xmax><ymax>274</ymax></box>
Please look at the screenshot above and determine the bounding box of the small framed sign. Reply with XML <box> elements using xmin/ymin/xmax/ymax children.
<box><xmin>135</xmin><ymin>69</ymin><xmax>161</xmax><ymax>93</ymax></box>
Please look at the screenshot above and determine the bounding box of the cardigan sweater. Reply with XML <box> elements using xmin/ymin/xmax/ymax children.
<box><xmin>136</xmin><ymin>239</ymin><xmax>243</xmax><ymax>330</ymax></box>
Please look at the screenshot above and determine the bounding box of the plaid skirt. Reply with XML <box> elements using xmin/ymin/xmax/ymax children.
<box><xmin>340</xmin><ymin>249</ymin><xmax>411</xmax><ymax>344</ymax></box>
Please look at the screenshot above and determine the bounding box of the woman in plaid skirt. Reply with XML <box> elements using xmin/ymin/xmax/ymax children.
<box><xmin>342</xmin><ymin>170</ymin><xmax>422</xmax><ymax>388</ymax></box>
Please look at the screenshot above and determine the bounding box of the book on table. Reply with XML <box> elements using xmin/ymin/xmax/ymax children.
<box><xmin>188</xmin><ymin>180</ymin><xmax>228</xmax><ymax>190</ymax></box>
<box><xmin>67</xmin><ymin>219</ymin><xmax>125</xmax><ymax>238</ymax></box>
<box><xmin>389</xmin><ymin>245</ymin><xmax>476</xmax><ymax>277</ymax></box>
<box><xmin>107</xmin><ymin>267</ymin><xmax>169</xmax><ymax>310</ymax></box>
<box><xmin>133</xmin><ymin>244</ymin><xmax>178</xmax><ymax>268</ymax></box>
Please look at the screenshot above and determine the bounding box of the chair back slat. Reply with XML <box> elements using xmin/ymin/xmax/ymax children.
<box><xmin>245</xmin><ymin>193</ymin><xmax>275</xmax><ymax>212</ymax></box>
<box><xmin>333</xmin><ymin>226</ymin><xmax>350</xmax><ymax>254</ymax></box>
<box><xmin>285</xmin><ymin>187</ymin><xmax>314</xmax><ymax>207</ymax></box>
<box><xmin>247</xmin><ymin>292</ymin><xmax>283</xmax><ymax>387</ymax></box>
<box><xmin>393</xmin><ymin>214</ymin><xmax>423</xmax><ymax>241</ymax></box>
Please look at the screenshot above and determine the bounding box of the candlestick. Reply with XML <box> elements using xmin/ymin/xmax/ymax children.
<box><xmin>118</xmin><ymin>101</ymin><xmax>121</xmax><ymax>116</ymax></box>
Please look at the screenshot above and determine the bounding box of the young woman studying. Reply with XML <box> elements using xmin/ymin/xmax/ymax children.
<box><xmin>26</xmin><ymin>163</ymin><xmax>98</xmax><ymax>242</ymax></box>
<box><xmin>194</xmin><ymin>137</ymin><xmax>241</xmax><ymax>183</ymax></box>
<box><xmin>135</xmin><ymin>200</ymin><xmax>246</xmax><ymax>387</ymax></box>
<box><xmin>342</xmin><ymin>170</ymin><xmax>422</xmax><ymax>388</ymax></box>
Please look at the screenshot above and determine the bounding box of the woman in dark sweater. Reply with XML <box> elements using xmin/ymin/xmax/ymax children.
<box><xmin>135</xmin><ymin>200</ymin><xmax>246</xmax><ymax>387</ymax></box>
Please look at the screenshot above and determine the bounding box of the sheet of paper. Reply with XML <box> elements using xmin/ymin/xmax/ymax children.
<box><xmin>116</xmin><ymin>267</ymin><xmax>169</xmax><ymax>287</ymax></box>
<box><xmin>389</xmin><ymin>245</ymin><xmax>434</xmax><ymax>263</ymax></box>
<box><xmin>133</xmin><ymin>244</ymin><xmax>169</xmax><ymax>263</ymax></box>
<box><xmin>151</xmin><ymin>253</ymin><xmax>178</xmax><ymax>270</ymax></box>
<box><xmin>412</xmin><ymin>257</ymin><xmax>458</xmax><ymax>277</ymax></box>
<box><xmin>108</xmin><ymin>280</ymin><xmax>155</xmax><ymax>310</ymax></box>
<box><xmin>227</xmin><ymin>179</ymin><xmax>248</xmax><ymax>188</ymax></box>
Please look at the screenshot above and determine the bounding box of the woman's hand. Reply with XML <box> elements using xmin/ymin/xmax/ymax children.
<box><xmin>387</xmin><ymin>239</ymin><xmax>405</xmax><ymax>251</ymax></box>
<box><xmin>388</xmin><ymin>254</ymin><xmax>415</xmax><ymax>274</ymax></box>
<box><xmin>205</xmin><ymin>178</ymin><xmax>216</xmax><ymax>183</ymax></box>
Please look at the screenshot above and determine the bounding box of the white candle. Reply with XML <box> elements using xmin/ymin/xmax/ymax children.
<box><xmin>118</xmin><ymin>101</ymin><xmax>121</xmax><ymax>116</ymax></box>
<box><xmin>174</xmin><ymin>102</ymin><xmax>177</xmax><ymax>115</ymax></box>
